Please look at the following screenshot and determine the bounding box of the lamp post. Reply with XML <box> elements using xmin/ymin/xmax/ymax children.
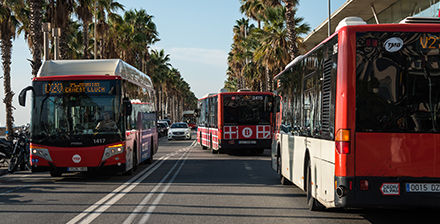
<box><xmin>328</xmin><ymin>0</ymin><xmax>331</xmax><ymax>37</ymax></box>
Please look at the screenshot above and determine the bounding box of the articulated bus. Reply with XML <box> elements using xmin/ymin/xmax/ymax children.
<box><xmin>19</xmin><ymin>59</ymin><xmax>158</xmax><ymax>177</ymax></box>
<box><xmin>197</xmin><ymin>91</ymin><xmax>274</xmax><ymax>154</ymax></box>
<box><xmin>272</xmin><ymin>17</ymin><xmax>440</xmax><ymax>210</ymax></box>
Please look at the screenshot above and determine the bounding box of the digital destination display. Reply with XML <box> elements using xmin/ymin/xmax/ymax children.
<box><xmin>37</xmin><ymin>81</ymin><xmax>112</xmax><ymax>95</ymax></box>
<box><xmin>420</xmin><ymin>34</ymin><xmax>440</xmax><ymax>49</ymax></box>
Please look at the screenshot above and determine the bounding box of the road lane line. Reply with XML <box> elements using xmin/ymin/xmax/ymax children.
<box><xmin>68</xmin><ymin>145</ymin><xmax>192</xmax><ymax>224</ymax></box>
<box><xmin>66</xmin><ymin>153</ymin><xmax>172</xmax><ymax>224</ymax></box>
<box><xmin>122</xmin><ymin>148</ymin><xmax>191</xmax><ymax>224</ymax></box>
<box><xmin>137</xmin><ymin>148</ymin><xmax>191</xmax><ymax>224</ymax></box>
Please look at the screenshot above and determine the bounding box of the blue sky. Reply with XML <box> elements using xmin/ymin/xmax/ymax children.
<box><xmin>1</xmin><ymin>0</ymin><xmax>346</xmax><ymax>125</ymax></box>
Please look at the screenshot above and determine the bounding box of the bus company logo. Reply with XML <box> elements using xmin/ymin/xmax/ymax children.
<box><xmin>380</xmin><ymin>183</ymin><xmax>400</xmax><ymax>196</ymax></box>
<box><xmin>72</xmin><ymin>154</ymin><xmax>82</xmax><ymax>164</ymax></box>
<box><xmin>384</xmin><ymin>37</ymin><xmax>403</xmax><ymax>52</ymax></box>
<box><xmin>242</xmin><ymin>127</ymin><xmax>253</xmax><ymax>138</ymax></box>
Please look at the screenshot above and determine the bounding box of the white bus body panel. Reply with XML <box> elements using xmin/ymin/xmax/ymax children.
<box><xmin>275</xmin><ymin>133</ymin><xmax>336</xmax><ymax>208</ymax></box>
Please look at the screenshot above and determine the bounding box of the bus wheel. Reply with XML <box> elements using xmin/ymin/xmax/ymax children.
<box><xmin>306</xmin><ymin>160</ymin><xmax>324</xmax><ymax>211</ymax></box>
<box><xmin>50</xmin><ymin>169</ymin><xmax>62</xmax><ymax>177</ymax></box>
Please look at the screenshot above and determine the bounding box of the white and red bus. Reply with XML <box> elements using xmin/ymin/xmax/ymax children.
<box><xmin>272</xmin><ymin>17</ymin><xmax>440</xmax><ymax>210</ymax></box>
<box><xmin>197</xmin><ymin>91</ymin><xmax>274</xmax><ymax>154</ymax></box>
<box><xmin>19</xmin><ymin>59</ymin><xmax>158</xmax><ymax>177</ymax></box>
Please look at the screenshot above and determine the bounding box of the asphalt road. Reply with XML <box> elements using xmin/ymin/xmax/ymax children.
<box><xmin>0</xmin><ymin>133</ymin><xmax>438</xmax><ymax>224</ymax></box>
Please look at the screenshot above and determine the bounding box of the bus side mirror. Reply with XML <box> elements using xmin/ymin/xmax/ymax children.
<box><xmin>194</xmin><ymin>109</ymin><xmax>200</xmax><ymax>117</ymax></box>
<box><xmin>123</xmin><ymin>98</ymin><xmax>132</xmax><ymax>115</ymax></box>
<box><xmin>18</xmin><ymin>86</ymin><xmax>34</xmax><ymax>107</ymax></box>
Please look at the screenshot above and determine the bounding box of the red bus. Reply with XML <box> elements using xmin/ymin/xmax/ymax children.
<box><xmin>19</xmin><ymin>59</ymin><xmax>158</xmax><ymax>177</ymax></box>
<box><xmin>272</xmin><ymin>17</ymin><xmax>440</xmax><ymax>210</ymax></box>
<box><xmin>182</xmin><ymin>110</ymin><xmax>197</xmax><ymax>129</ymax></box>
<box><xmin>197</xmin><ymin>91</ymin><xmax>274</xmax><ymax>154</ymax></box>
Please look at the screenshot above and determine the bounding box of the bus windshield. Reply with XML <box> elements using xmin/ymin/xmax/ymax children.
<box><xmin>356</xmin><ymin>32</ymin><xmax>440</xmax><ymax>133</ymax></box>
<box><xmin>223</xmin><ymin>94</ymin><xmax>272</xmax><ymax>125</ymax></box>
<box><xmin>31</xmin><ymin>80</ymin><xmax>122</xmax><ymax>147</ymax></box>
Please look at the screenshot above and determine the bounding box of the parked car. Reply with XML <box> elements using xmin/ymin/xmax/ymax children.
<box><xmin>168</xmin><ymin>122</ymin><xmax>191</xmax><ymax>140</ymax></box>
<box><xmin>159</xmin><ymin>119</ymin><xmax>171</xmax><ymax>126</ymax></box>
<box><xmin>157</xmin><ymin>122</ymin><xmax>168</xmax><ymax>137</ymax></box>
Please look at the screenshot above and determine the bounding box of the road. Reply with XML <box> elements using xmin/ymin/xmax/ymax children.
<box><xmin>0</xmin><ymin>134</ymin><xmax>437</xmax><ymax>224</ymax></box>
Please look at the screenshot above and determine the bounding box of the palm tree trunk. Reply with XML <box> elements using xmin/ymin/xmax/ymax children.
<box><xmin>83</xmin><ymin>21</ymin><xmax>89</xmax><ymax>59</ymax></box>
<box><xmin>1</xmin><ymin>37</ymin><xmax>14</xmax><ymax>141</ymax></box>
<box><xmin>29</xmin><ymin>0</ymin><xmax>43</xmax><ymax>77</ymax></box>
<box><xmin>284</xmin><ymin>0</ymin><xmax>298</xmax><ymax>60</ymax></box>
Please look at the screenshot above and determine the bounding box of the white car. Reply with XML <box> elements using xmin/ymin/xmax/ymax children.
<box><xmin>168</xmin><ymin>122</ymin><xmax>191</xmax><ymax>140</ymax></box>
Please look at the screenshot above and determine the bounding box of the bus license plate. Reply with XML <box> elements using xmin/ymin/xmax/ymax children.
<box><xmin>239</xmin><ymin>140</ymin><xmax>256</xmax><ymax>144</ymax></box>
<box><xmin>406</xmin><ymin>183</ymin><xmax>440</xmax><ymax>193</ymax></box>
<box><xmin>68</xmin><ymin>167</ymin><xmax>87</xmax><ymax>172</ymax></box>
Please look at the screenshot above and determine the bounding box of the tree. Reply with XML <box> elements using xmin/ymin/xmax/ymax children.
<box><xmin>27</xmin><ymin>0</ymin><xmax>43</xmax><ymax>76</ymax></box>
<box><xmin>75</xmin><ymin>0</ymin><xmax>93</xmax><ymax>59</ymax></box>
<box><xmin>0</xmin><ymin>0</ymin><xmax>21</xmax><ymax>140</ymax></box>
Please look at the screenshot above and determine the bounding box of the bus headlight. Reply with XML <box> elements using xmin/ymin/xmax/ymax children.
<box><xmin>102</xmin><ymin>144</ymin><xmax>124</xmax><ymax>161</ymax></box>
<box><xmin>31</xmin><ymin>147</ymin><xmax>53</xmax><ymax>162</ymax></box>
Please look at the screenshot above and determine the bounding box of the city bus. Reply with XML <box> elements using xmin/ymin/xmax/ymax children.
<box><xmin>197</xmin><ymin>91</ymin><xmax>274</xmax><ymax>154</ymax></box>
<box><xmin>182</xmin><ymin>110</ymin><xmax>197</xmax><ymax>129</ymax></box>
<box><xmin>272</xmin><ymin>17</ymin><xmax>440</xmax><ymax>210</ymax></box>
<box><xmin>18</xmin><ymin>59</ymin><xmax>158</xmax><ymax>177</ymax></box>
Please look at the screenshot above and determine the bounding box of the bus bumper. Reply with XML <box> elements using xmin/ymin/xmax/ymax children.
<box><xmin>335</xmin><ymin>176</ymin><xmax>440</xmax><ymax>208</ymax></box>
<box><xmin>219</xmin><ymin>139</ymin><xmax>271</xmax><ymax>150</ymax></box>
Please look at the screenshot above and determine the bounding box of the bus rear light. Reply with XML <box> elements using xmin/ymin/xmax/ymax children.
<box><xmin>335</xmin><ymin>129</ymin><xmax>350</xmax><ymax>154</ymax></box>
<box><xmin>360</xmin><ymin>180</ymin><xmax>369</xmax><ymax>191</ymax></box>
<box><xmin>349</xmin><ymin>181</ymin><xmax>353</xmax><ymax>190</ymax></box>
<box><xmin>335</xmin><ymin>129</ymin><xmax>350</xmax><ymax>142</ymax></box>
<box><xmin>336</xmin><ymin>141</ymin><xmax>350</xmax><ymax>154</ymax></box>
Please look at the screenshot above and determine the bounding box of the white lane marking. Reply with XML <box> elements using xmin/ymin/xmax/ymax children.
<box><xmin>138</xmin><ymin>148</ymin><xmax>191</xmax><ymax>224</ymax></box>
<box><xmin>67</xmin><ymin>153</ymin><xmax>172</xmax><ymax>224</ymax></box>
<box><xmin>68</xmin><ymin>145</ymin><xmax>192</xmax><ymax>224</ymax></box>
<box><xmin>123</xmin><ymin>148</ymin><xmax>191</xmax><ymax>224</ymax></box>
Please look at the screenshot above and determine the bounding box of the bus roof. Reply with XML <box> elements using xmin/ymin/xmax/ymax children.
<box><xmin>36</xmin><ymin>59</ymin><xmax>153</xmax><ymax>89</ymax></box>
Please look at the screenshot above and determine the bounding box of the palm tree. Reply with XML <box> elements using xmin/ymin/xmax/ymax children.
<box><xmin>75</xmin><ymin>0</ymin><xmax>93</xmax><ymax>59</ymax></box>
<box><xmin>53</xmin><ymin>0</ymin><xmax>74</xmax><ymax>59</ymax></box>
<box><xmin>26</xmin><ymin>0</ymin><xmax>43</xmax><ymax>76</ymax></box>
<box><xmin>282</xmin><ymin>0</ymin><xmax>299</xmax><ymax>60</ymax></box>
<box><xmin>0</xmin><ymin>0</ymin><xmax>20</xmax><ymax>140</ymax></box>
<box><xmin>240</xmin><ymin>0</ymin><xmax>266</xmax><ymax>28</ymax></box>
<box><xmin>94</xmin><ymin>0</ymin><xmax>124</xmax><ymax>59</ymax></box>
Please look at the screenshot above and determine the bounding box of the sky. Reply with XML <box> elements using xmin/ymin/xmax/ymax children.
<box><xmin>0</xmin><ymin>0</ymin><xmax>346</xmax><ymax>126</ymax></box>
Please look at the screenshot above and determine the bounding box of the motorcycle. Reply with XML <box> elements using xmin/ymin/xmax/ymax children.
<box><xmin>8</xmin><ymin>126</ymin><xmax>31</xmax><ymax>173</ymax></box>
<box><xmin>0</xmin><ymin>137</ymin><xmax>12</xmax><ymax>166</ymax></box>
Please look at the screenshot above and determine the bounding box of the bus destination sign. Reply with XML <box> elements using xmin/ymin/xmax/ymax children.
<box><xmin>43</xmin><ymin>81</ymin><xmax>108</xmax><ymax>94</ymax></box>
<box><xmin>420</xmin><ymin>34</ymin><xmax>440</xmax><ymax>49</ymax></box>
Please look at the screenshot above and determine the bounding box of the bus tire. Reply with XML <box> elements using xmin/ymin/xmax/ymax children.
<box><xmin>306</xmin><ymin>159</ymin><xmax>325</xmax><ymax>211</ymax></box>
